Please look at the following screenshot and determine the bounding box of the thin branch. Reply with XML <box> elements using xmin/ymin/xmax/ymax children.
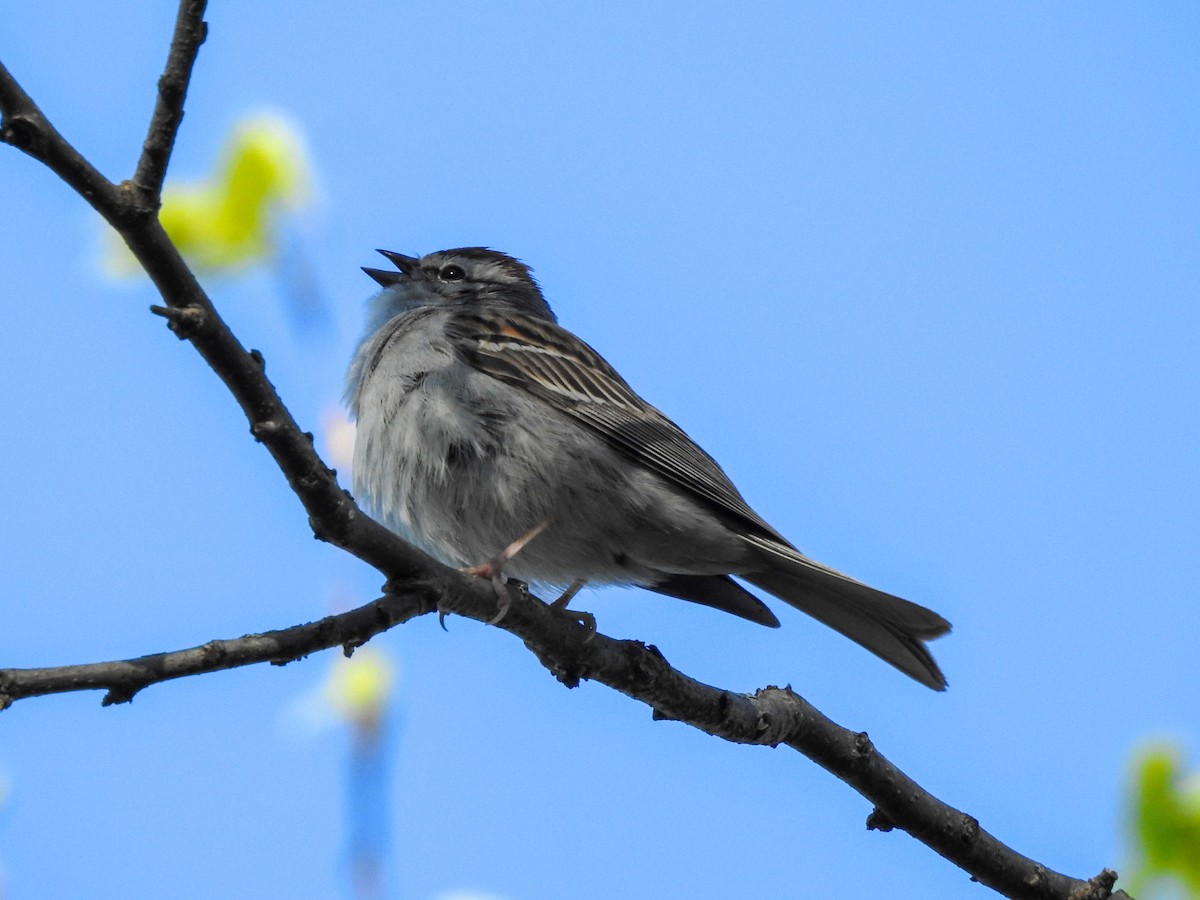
<box><xmin>0</xmin><ymin>61</ymin><xmax>124</xmax><ymax>213</ymax></box>
<box><xmin>0</xmin><ymin>582</ymin><xmax>437</xmax><ymax>707</ymax></box>
<box><xmin>0</xmin><ymin>7</ymin><xmax>1132</xmax><ymax>900</ymax></box>
<box><xmin>132</xmin><ymin>0</ymin><xmax>209</xmax><ymax>200</ymax></box>
<box><xmin>0</xmin><ymin>569</ymin><xmax>1127</xmax><ymax>900</ymax></box>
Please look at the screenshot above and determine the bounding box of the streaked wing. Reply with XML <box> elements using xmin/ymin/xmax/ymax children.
<box><xmin>447</xmin><ymin>306</ymin><xmax>789</xmax><ymax>544</ymax></box>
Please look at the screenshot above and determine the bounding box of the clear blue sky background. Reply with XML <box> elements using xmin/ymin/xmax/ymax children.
<box><xmin>1</xmin><ymin>2</ymin><xmax>1198</xmax><ymax>898</ymax></box>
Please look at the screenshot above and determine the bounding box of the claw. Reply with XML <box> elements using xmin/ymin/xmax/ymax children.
<box><xmin>572</xmin><ymin>609</ymin><xmax>598</xmax><ymax>642</ymax></box>
<box><xmin>460</xmin><ymin>521</ymin><xmax>549</xmax><ymax>625</ymax></box>
<box><xmin>550</xmin><ymin>579</ymin><xmax>596</xmax><ymax>640</ymax></box>
<box><xmin>487</xmin><ymin>591</ymin><xmax>512</xmax><ymax>626</ymax></box>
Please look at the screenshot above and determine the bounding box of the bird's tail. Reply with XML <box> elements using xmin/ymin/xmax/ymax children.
<box><xmin>740</xmin><ymin>534</ymin><xmax>951</xmax><ymax>690</ymax></box>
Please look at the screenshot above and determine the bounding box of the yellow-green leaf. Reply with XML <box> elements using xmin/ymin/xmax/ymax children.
<box><xmin>106</xmin><ymin>112</ymin><xmax>310</xmax><ymax>276</ymax></box>
<box><xmin>1127</xmin><ymin>742</ymin><xmax>1200</xmax><ymax>898</ymax></box>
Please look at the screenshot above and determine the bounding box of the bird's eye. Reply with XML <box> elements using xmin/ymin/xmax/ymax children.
<box><xmin>439</xmin><ymin>264</ymin><xmax>466</xmax><ymax>282</ymax></box>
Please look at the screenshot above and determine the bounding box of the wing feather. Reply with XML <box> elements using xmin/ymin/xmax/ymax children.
<box><xmin>448</xmin><ymin>307</ymin><xmax>789</xmax><ymax>545</ymax></box>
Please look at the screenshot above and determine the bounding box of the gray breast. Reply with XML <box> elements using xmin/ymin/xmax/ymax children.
<box><xmin>348</xmin><ymin>309</ymin><xmax>747</xmax><ymax>588</ymax></box>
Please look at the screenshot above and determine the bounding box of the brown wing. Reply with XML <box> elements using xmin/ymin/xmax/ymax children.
<box><xmin>447</xmin><ymin>306</ymin><xmax>789</xmax><ymax>546</ymax></box>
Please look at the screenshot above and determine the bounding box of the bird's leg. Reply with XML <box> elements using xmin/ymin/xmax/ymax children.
<box><xmin>551</xmin><ymin>579</ymin><xmax>586</xmax><ymax>609</ymax></box>
<box><xmin>460</xmin><ymin>520</ymin><xmax>548</xmax><ymax>624</ymax></box>
<box><xmin>462</xmin><ymin>520</ymin><xmax>548</xmax><ymax>584</ymax></box>
<box><xmin>550</xmin><ymin>579</ymin><xmax>596</xmax><ymax>639</ymax></box>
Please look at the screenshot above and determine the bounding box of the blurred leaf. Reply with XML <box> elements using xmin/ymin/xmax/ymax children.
<box><xmin>1127</xmin><ymin>742</ymin><xmax>1200</xmax><ymax>898</ymax></box>
<box><xmin>106</xmin><ymin>112</ymin><xmax>310</xmax><ymax>276</ymax></box>
<box><xmin>324</xmin><ymin>646</ymin><xmax>396</xmax><ymax>732</ymax></box>
<box><xmin>320</xmin><ymin>405</ymin><xmax>357</xmax><ymax>476</ymax></box>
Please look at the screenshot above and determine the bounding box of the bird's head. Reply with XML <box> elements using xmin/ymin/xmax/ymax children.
<box><xmin>362</xmin><ymin>247</ymin><xmax>556</xmax><ymax>327</ymax></box>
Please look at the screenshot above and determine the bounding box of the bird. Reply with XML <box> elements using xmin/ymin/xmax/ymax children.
<box><xmin>345</xmin><ymin>247</ymin><xmax>951</xmax><ymax>689</ymax></box>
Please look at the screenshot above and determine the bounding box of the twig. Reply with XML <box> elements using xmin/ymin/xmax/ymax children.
<box><xmin>0</xmin><ymin>580</ymin><xmax>438</xmax><ymax>707</ymax></box>
<box><xmin>0</xmin><ymin>4</ymin><xmax>1133</xmax><ymax>899</ymax></box>
<box><xmin>132</xmin><ymin>0</ymin><xmax>209</xmax><ymax>200</ymax></box>
<box><xmin>0</xmin><ymin>62</ymin><xmax>123</xmax><ymax>213</ymax></box>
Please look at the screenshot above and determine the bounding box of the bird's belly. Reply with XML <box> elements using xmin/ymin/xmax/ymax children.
<box><xmin>353</xmin><ymin>377</ymin><xmax>747</xmax><ymax>589</ymax></box>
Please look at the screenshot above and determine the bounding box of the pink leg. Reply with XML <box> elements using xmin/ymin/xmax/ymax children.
<box><xmin>460</xmin><ymin>521</ymin><xmax>549</xmax><ymax>624</ymax></box>
<box><xmin>550</xmin><ymin>578</ymin><xmax>596</xmax><ymax>637</ymax></box>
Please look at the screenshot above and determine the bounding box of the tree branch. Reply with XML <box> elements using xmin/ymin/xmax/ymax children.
<box><xmin>0</xmin><ymin>5</ymin><xmax>1132</xmax><ymax>899</ymax></box>
<box><xmin>132</xmin><ymin>0</ymin><xmax>209</xmax><ymax>200</ymax></box>
<box><xmin>0</xmin><ymin>568</ymin><xmax>1128</xmax><ymax>900</ymax></box>
<box><xmin>0</xmin><ymin>60</ymin><xmax>124</xmax><ymax>213</ymax></box>
<box><xmin>0</xmin><ymin>581</ymin><xmax>436</xmax><ymax>707</ymax></box>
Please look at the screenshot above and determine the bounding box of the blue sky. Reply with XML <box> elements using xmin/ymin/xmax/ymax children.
<box><xmin>1</xmin><ymin>2</ymin><xmax>1198</xmax><ymax>898</ymax></box>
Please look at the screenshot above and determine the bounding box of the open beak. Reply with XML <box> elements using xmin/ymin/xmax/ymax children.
<box><xmin>362</xmin><ymin>249</ymin><xmax>419</xmax><ymax>287</ymax></box>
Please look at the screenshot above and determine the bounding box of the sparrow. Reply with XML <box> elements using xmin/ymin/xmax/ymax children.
<box><xmin>346</xmin><ymin>247</ymin><xmax>951</xmax><ymax>689</ymax></box>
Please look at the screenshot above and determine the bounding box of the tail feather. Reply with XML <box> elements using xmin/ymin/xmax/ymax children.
<box><xmin>650</xmin><ymin>573</ymin><xmax>781</xmax><ymax>628</ymax></box>
<box><xmin>741</xmin><ymin>535</ymin><xmax>951</xmax><ymax>690</ymax></box>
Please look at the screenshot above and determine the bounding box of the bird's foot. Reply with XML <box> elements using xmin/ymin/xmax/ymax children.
<box><xmin>460</xmin><ymin>521</ymin><xmax>548</xmax><ymax>625</ymax></box>
<box><xmin>550</xmin><ymin>579</ymin><xmax>596</xmax><ymax>641</ymax></box>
